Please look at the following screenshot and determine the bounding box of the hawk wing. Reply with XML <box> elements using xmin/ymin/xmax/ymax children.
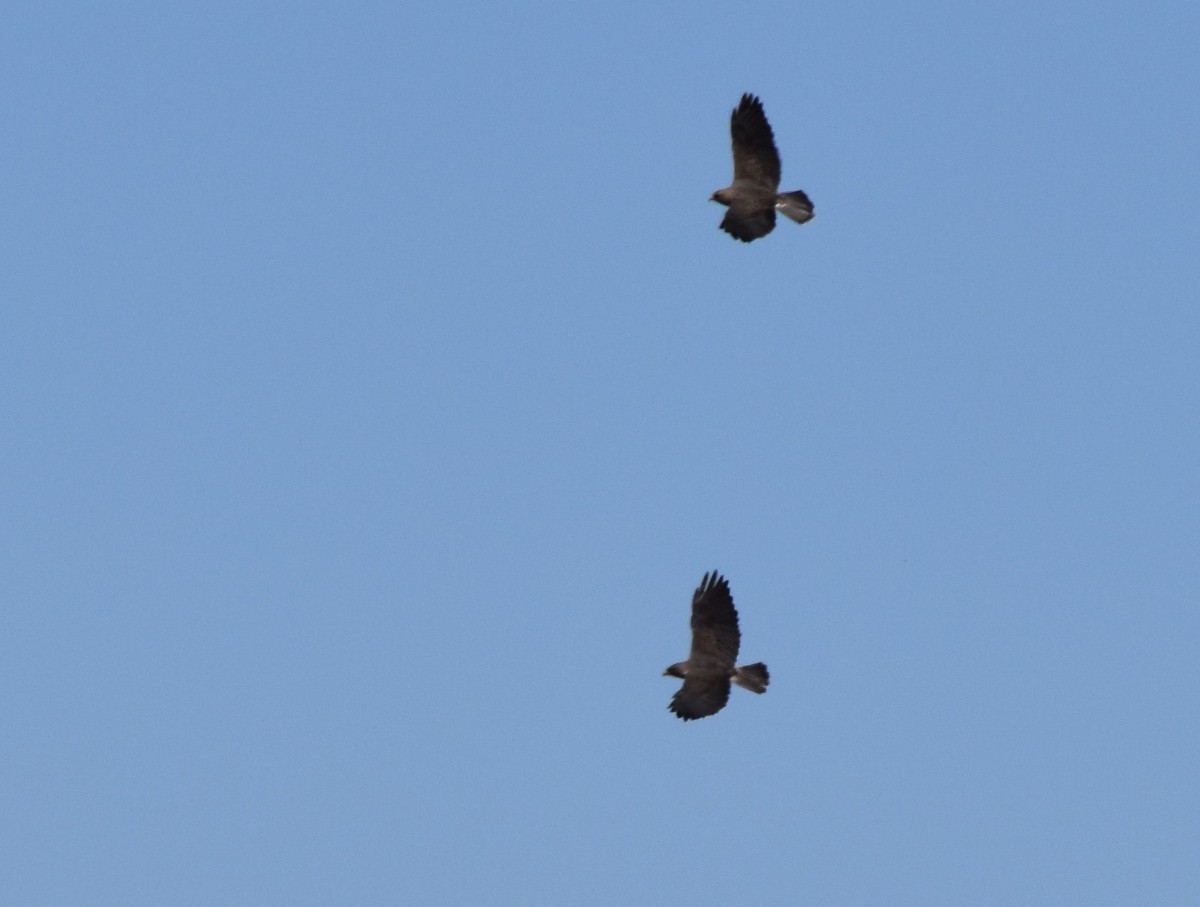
<box><xmin>719</xmin><ymin>206</ymin><xmax>776</xmax><ymax>243</ymax></box>
<box><xmin>666</xmin><ymin>572</ymin><xmax>746</xmax><ymax>720</ymax></box>
<box><xmin>729</xmin><ymin>94</ymin><xmax>781</xmax><ymax>189</ymax></box>
<box><xmin>688</xmin><ymin>570</ymin><xmax>741</xmax><ymax>667</ymax></box>
<box><xmin>668</xmin><ymin>674</ymin><xmax>732</xmax><ymax>721</ymax></box>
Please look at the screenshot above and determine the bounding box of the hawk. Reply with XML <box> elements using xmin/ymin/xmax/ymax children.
<box><xmin>711</xmin><ymin>93</ymin><xmax>814</xmax><ymax>242</ymax></box>
<box><xmin>663</xmin><ymin>571</ymin><xmax>770</xmax><ymax>721</ymax></box>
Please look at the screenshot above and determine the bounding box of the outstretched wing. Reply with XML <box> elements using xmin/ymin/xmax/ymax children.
<box><xmin>669</xmin><ymin>674</ymin><xmax>732</xmax><ymax>721</ymax></box>
<box><xmin>719</xmin><ymin>206</ymin><xmax>776</xmax><ymax>243</ymax></box>
<box><xmin>730</xmin><ymin>94</ymin><xmax>781</xmax><ymax>189</ymax></box>
<box><xmin>688</xmin><ymin>571</ymin><xmax>741</xmax><ymax>667</ymax></box>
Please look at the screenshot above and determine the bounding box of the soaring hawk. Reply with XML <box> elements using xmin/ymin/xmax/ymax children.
<box><xmin>664</xmin><ymin>571</ymin><xmax>770</xmax><ymax>720</ymax></box>
<box><xmin>711</xmin><ymin>93</ymin><xmax>814</xmax><ymax>242</ymax></box>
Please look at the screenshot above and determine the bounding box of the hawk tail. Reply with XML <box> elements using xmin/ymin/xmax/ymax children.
<box><xmin>733</xmin><ymin>662</ymin><xmax>770</xmax><ymax>694</ymax></box>
<box><xmin>776</xmin><ymin>190</ymin><xmax>814</xmax><ymax>225</ymax></box>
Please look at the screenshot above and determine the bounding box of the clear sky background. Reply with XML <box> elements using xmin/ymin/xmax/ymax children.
<box><xmin>3</xmin><ymin>2</ymin><xmax>1198</xmax><ymax>904</ymax></box>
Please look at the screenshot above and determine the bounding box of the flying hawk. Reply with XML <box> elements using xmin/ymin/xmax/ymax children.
<box><xmin>711</xmin><ymin>93</ymin><xmax>814</xmax><ymax>242</ymax></box>
<box><xmin>663</xmin><ymin>571</ymin><xmax>770</xmax><ymax>721</ymax></box>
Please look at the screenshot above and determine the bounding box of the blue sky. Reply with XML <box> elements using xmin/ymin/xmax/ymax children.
<box><xmin>3</xmin><ymin>1</ymin><xmax>1199</xmax><ymax>904</ymax></box>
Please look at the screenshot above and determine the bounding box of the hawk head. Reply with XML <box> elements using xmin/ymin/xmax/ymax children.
<box><xmin>663</xmin><ymin>662</ymin><xmax>688</xmax><ymax>679</ymax></box>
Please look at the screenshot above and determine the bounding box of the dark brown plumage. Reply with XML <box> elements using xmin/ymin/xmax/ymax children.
<box><xmin>711</xmin><ymin>93</ymin><xmax>814</xmax><ymax>242</ymax></box>
<box><xmin>663</xmin><ymin>571</ymin><xmax>770</xmax><ymax>721</ymax></box>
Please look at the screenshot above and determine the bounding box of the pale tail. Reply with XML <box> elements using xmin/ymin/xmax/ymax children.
<box><xmin>733</xmin><ymin>662</ymin><xmax>770</xmax><ymax>694</ymax></box>
<box><xmin>776</xmin><ymin>190</ymin><xmax>814</xmax><ymax>225</ymax></box>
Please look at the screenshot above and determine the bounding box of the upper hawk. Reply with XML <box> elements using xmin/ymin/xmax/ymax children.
<box><xmin>711</xmin><ymin>93</ymin><xmax>814</xmax><ymax>242</ymax></box>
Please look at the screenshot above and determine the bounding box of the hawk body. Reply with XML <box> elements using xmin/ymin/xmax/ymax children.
<box><xmin>664</xmin><ymin>571</ymin><xmax>770</xmax><ymax>721</ymax></box>
<box><xmin>711</xmin><ymin>94</ymin><xmax>814</xmax><ymax>242</ymax></box>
